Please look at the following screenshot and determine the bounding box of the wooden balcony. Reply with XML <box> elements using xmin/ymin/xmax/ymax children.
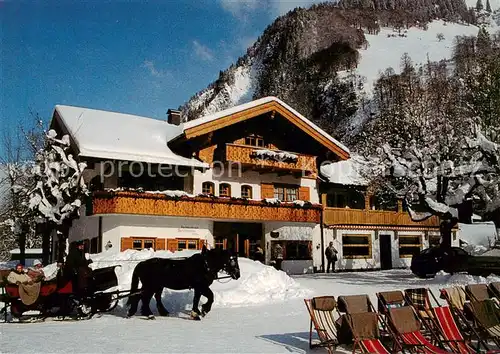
<box><xmin>224</xmin><ymin>144</ymin><xmax>317</xmax><ymax>176</ymax></box>
<box><xmin>324</xmin><ymin>207</ymin><xmax>440</xmax><ymax>229</ymax></box>
<box><xmin>90</xmin><ymin>191</ymin><xmax>322</xmax><ymax>223</ymax></box>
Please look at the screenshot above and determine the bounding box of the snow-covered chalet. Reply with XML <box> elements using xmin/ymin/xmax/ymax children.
<box><xmin>49</xmin><ymin>97</ymin><xmax>445</xmax><ymax>273</ymax></box>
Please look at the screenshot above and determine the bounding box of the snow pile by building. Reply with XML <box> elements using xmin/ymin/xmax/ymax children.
<box><xmin>88</xmin><ymin>249</ymin><xmax>310</xmax><ymax>310</ymax></box>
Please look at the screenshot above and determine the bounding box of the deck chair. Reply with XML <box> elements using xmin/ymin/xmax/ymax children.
<box><xmin>337</xmin><ymin>295</ymin><xmax>374</xmax><ymax>314</ymax></box>
<box><xmin>337</xmin><ymin>295</ymin><xmax>387</xmax><ymax>345</ymax></box>
<box><xmin>377</xmin><ymin>290</ymin><xmax>406</xmax><ymax>314</ymax></box>
<box><xmin>405</xmin><ymin>288</ymin><xmax>439</xmax><ymax>336</ymax></box>
<box><xmin>467</xmin><ymin>299</ymin><xmax>500</xmax><ymax>348</ymax></box>
<box><xmin>465</xmin><ymin>284</ymin><xmax>491</xmax><ymax>302</ymax></box>
<box><xmin>387</xmin><ymin>305</ymin><xmax>452</xmax><ymax>353</ymax></box>
<box><xmin>431</xmin><ymin>304</ymin><xmax>500</xmax><ymax>354</ymax></box>
<box><xmin>304</xmin><ymin>296</ymin><xmax>339</xmax><ymax>354</ymax></box>
<box><xmin>440</xmin><ymin>287</ymin><xmax>472</xmax><ymax>333</ymax></box>
<box><xmin>346</xmin><ymin>312</ymin><xmax>398</xmax><ymax>353</ymax></box>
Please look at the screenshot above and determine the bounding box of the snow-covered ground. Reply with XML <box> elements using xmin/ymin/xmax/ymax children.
<box><xmin>2</xmin><ymin>250</ymin><xmax>500</xmax><ymax>353</ymax></box>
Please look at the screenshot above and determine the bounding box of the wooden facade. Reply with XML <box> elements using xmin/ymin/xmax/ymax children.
<box><xmin>324</xmin><ymin>207</ymin><xmax>440</xmax><ymax>229</ymax></box>
<box><xmin>224</xmin><ymin>143</ymin><xmax>317</xmax><ymax>176</ymax></box>
<box><xmin>90</xmin><ymin>191</ymin><xmax>322</xmax><ymax>223</ymax></box>
<box><xmin>179</xmin><ymin>100</ymin><xmax>350</xmax><ymax>161</ymax></box>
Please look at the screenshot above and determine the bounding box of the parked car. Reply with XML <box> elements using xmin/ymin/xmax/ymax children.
<box><xmin>411</xmin><ymin>247</ymin><xmax>468</xmax><ymax>278</ymax></box>
<box><xmin>411</xmin><ymin>246</ymin><xmax>500</xmax><ymax>278</ymax></box>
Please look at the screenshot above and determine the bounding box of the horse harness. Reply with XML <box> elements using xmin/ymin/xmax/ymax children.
<box><xmin>202</xmin><ymin>254</ymin><xmax>237</xmax><ymax>281</ymax></box>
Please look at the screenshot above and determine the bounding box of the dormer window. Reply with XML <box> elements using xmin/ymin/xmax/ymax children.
<box><xmin>245</xmin><ymin>134</ymin><xmax>265</xmax><ymax>147</ymax></box>
<box><xmin>219</xmin><ymin>183</ymin><xmax>231</xmax><ymax>197</ymax></box>
<box><xmin>202</xmin><ymin>182</ymin><xmax>214</xmax><ymax>195</ymax></box>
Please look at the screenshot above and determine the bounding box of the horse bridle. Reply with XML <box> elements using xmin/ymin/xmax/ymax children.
<box><xmin>203</xmin><ymin>255</ymin><xmax>238</xmax><ymax>281</ymax></box>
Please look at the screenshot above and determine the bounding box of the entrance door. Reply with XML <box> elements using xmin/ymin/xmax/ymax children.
<box><xmin>214</xmin><ymin>222</ymin><xmax>263</xmax><ymax>258</ymax></box>
<box><xmin>379</xmin><ymin>234</ymin><xmax>392</xmax><ymax>270</ymax></box>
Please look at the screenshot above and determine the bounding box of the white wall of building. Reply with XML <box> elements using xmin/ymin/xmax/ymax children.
<box><xmin>263</xmin><ymin>221</ymin><xmax>320</xmax><ymax>264</ymax></box>
<box><xmin>101</xmin><ymin>215</ymin><xmax>213</xmax><ymax>252</ymax></box>
<box><xmin>193</xmin><ymin>167</ymin><xmax>319</xmax><ymax>203</ymax></box>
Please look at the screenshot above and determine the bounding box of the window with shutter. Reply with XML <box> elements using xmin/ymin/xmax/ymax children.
<box><xmin>298</xmin><ymin>186</ymin><xmax>310</xmax><ymax>201</ymax></box>
<box><xmin>120</xmin><ymin>237</ymin><xmax>134</xmax><ymax>252</ymax></box>
<box><xmin>156</xmin><ymin>238</ymin><xmax>166</xmax><ymax>250</ymax></box>
<box><xmin>261</xmin><ymin>183</ymin><xmax>274</xmax><ymax>199</ymax></box>
<box><xmin>167</xmin><ymin>239</ymin><xmax>178</xmax><ymax>252</ymax></box>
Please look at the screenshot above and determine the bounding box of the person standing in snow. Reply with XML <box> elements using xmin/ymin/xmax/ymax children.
<box><xmin>254</xmin><ymin>245</ymin><xmax>264</xmax><ymax>263</ymax></box>
<box><xmin>325</xmin><ymin>241</ymin><xmax>338</xmax><ymax>273</ymax></box>
<box><xmin>64</xmin><ymin>241</ymin><xmax>93</xmax><ymax>298</ymax></box>
<box><xmin>273</xmin><ymin>243</ymin><xmax>284</xmax><ymax>270</ymax></box>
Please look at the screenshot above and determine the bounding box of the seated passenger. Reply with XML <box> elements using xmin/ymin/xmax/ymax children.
<box><xmin>7</xmin><ymin>263</ymin><xmax>32</xmax><ymax>285</ymax></box>
<box><xmin>27</xmin><ymin>259</ymin><xmax>45</xmax><ymax>281</ymax></box>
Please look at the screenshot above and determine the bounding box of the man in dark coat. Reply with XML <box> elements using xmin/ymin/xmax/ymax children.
<box><xmin>325</xmin><ymin>241</ymin><xmax>338</xmax><ymax>273</ymax></box>
<box><xmin>64</xmin><ymin>241</ymin><xmax>93</xmax><ymax>298</ymax></box>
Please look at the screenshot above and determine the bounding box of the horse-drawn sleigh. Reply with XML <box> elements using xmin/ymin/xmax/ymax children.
<box><xmin>0</xmin><ymin>246</ymin><xmax>241</xmax><ymax>322</ymax></box>
<box><xmin>0</xmin><ymin>265</ymin><xmax>135</xmax><ymax>322</ymax></box>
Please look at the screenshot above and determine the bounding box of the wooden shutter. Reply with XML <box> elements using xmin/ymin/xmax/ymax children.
<box><xmin>156</xmin><ymin>238</ymin><xmax>166</xmax><ymax>250</ymax></box>
<box><xmin>244</xmin><ymin>239</ymin><xmax>250</xmax><ymax>258</ymax></box>
<box><xmin>167</xmin><ymin>239</ymin><xmax>178</xmax><ymax>252</ymax></box>
<box><xmin>261</xmin><ymin>183</ymin><xmax>274</xmax><ymax>199</ymax></box>
<box><xmin>298</xmin><ymin>186</ymin><xmax>310</xmax><ymax>201</ymax></box>
<box><xmin>120</xmin><ymin>237</ymin><xmax>134</xmax><ymax>252</ymax></box>
<box><xmin>223</xmin><ymin>239</ymin><xmax>228</xmax><ymax>250</ymax></box>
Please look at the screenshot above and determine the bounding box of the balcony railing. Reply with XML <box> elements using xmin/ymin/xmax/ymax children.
<box><xmin>324</xmin><ymin>207</ymin><xmax>440</xmax><ymax>228</ymax></box>
<box><xmin>89</xmin><ymin>191</ymin><xmax>322</xmax><ymax>223</ymax></box>
<box><xmin>224</xmin><ymin>144</ymin><xmax>317</xmax><ymax>176</ymax></box>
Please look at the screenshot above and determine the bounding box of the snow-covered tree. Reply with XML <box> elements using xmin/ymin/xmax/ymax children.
<box><xmin>28</xmin><ymin>129</ymin><xmax>88</xmax><ymax>262</ymax></box>
<box><xmin>359</xmin><ymin>56</ymin><xmax>487</xmax><ymax>248</ymax></box>
<box><xmin>454</xmin><ymin>29</ymin><xmax>500</xmax><ymax>144</ymax></box>
<box><xmin>486</xmin><ymin>0</ymin><xmax>492</xmax><ymax>13</ymax></box>
<box><xmin>0</xmin><ymin>117</ymin><xmax>45</xmax><ymax>262</ymax></box>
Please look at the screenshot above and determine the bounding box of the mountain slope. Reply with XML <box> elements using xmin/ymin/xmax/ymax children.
<box><xmin>180</xmin><ymin>0</ymin><xmax>498</xmax><ymax>141</ymax></box>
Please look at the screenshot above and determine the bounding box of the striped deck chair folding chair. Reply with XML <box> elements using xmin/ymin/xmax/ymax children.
<box><xmin>304</xmin><ymin>296</ymin><xmax>339</xmax><ymax>354</ymax></box>
<box><xmin>440</xmin><ymin>287</ymin><xmax>473</xmax><ymax>336</ymax></box>
<box><xmin>387</xmin><ymin>305</ymin><xmax>452</xmax><ymax>353</ymax></box>
<box><xmin>431</xmin><ymin>304</ymin><xmax>500</xmax><ymax>354</ymax></box>
<box><xmin>346</xmin><ymin>312</ymin><xmax>399</xmax><ymax>353</ymax></box>
<box><xmin>468</xmin><ymin>299</ymin><xmax>500</xmax><ymax>348</ymax></box>
<box><xmin>337</xmin><ymin>295</ymin><xmax>392</xmax><ymax>345</ymax></box>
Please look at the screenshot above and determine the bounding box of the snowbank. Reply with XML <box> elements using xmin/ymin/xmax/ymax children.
<box><xmin>431</xmin><ymin>271</ymin><xmax>500</xmax><ymax>287</ymax></box>
<box><xmin>88</xmin><ymin>249</ymin><xmax>310</xmax><ymax>310</ymax></box>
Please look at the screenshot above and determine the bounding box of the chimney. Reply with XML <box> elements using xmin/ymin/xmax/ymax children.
<box><xmin>167</xmin><ymin>109</ymin><xmax>182</xmax><ymax>126</ymax></box>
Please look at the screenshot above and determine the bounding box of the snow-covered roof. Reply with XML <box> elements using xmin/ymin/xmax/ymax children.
<box><xmin>320</xmin><ymin>155</ymin><xmax>368</xmax><ymax>186</ymax></box>
<box><xmin>54</xmin><ymin>105</ymin><xmax>208</xmax><ymax>168</ymax></box>
<box><xmin>181</xmin><ymin>96</ymin><xmax>350</xmax><ymax>155</ymax></box>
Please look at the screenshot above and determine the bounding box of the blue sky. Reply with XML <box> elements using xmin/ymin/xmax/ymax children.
<box><xmin>1</xmin><ymin>0</ymin><xmax>322</xmax><ymax>158</ymax></box>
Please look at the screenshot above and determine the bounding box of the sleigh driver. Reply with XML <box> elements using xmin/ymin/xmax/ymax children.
<box><xmin>64</xmin><ymin>240</ymin><xmax>93</xmax><ymax>300</ymax></box>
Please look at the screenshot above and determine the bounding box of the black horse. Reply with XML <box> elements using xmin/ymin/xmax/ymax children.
<box><xmin>126</xmin><ymin>246</ymin><xmax>240</xmax><ymax>320</ymax></box>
